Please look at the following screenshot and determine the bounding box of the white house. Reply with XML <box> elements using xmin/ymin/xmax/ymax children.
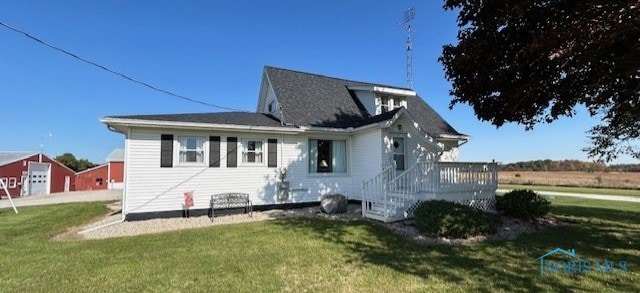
<box><xmin>102</xmin><ymin>67</ymin><xmax>497</xmax><ymax>221</ymax></box>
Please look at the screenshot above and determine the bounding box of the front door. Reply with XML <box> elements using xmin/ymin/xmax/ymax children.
<box><xmin>64</xmin><ymin>176</ymin><xmax>70</xmax><ymax>192</ymax></box>
<box><xmin>392</xmin><ymin>136</ymin><xmax>405</xmax><ymax>171</ymax></box>
<box><xmin>20</xmin><ymin>173</ymin><xmax>28</xmax><ymax>196</ymax></box>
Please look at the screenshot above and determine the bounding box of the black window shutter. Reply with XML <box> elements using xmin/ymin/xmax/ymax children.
<box><xmin>160</xmin><ymin>134</ymin><xmax>173</xmax><ymax>168</ymax></box>
<box><xmin>209</xmin><ymin>136</ymin><xmax>220</xmax><ymax>167</ymax></box>
<box><xmin>268</xmin><ymin>139</ymin><xmax>277</xmax><ymax>167</ymax></box>
<box><xmin>227</xmin><ymin>137</ymin><xmax>237</xmax><ymax>168</ymax></box>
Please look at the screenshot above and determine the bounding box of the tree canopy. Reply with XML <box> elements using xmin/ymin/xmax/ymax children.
<box><xmin>55</xmin><ymin>153</ymin><xmax>97</xmax><ymax>172</ymax></box>
<box><xmin>440</xmin><ymin>1</ymin><xmax>639</xmax><ymax>162</ymax></box>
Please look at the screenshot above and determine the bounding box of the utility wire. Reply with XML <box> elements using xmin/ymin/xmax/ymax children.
<box><xmin>0</xmin><ymin>21</ymin><xmax>247</xmax><ymax>112</ymax></box>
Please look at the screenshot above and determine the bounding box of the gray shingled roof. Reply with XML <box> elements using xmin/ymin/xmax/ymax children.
<box><xmin>106</xmin><ymin>148</ymin><xmax>125</xmax><ymax>162</ymax></box>
<box><xmin>265</xmin><ymin>66</ymin><xmax>463</xmax><ymax>136</ymax></box>
<box><xmin>0</xmin><ymin>151</ymin><xmax>38</xmax><ymax>166</ymax></box>
<box><xmin>104</xmin><ymin>67</ymin><xmax>463</xmax><ymax>137</ymax></box>
<box><xmin>106</xmin><ymin>112</ymin><xmax>287</xmax><ymax>128</ymax></box>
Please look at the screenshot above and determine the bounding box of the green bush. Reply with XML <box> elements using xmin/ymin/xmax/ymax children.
<box><xmin>413</xmin><ymin>200</ymin><xmax>498</xmax><ymax>238</ymax></box>
<box><xmin>496</xmin><ymin>189</ymin><xmax>550</xmax><ymax>219</ymax></box>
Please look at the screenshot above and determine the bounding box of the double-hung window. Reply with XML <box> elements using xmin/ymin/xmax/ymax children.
<box><xmin>309</xmin><ymin>139</ymin><xmax>347</xmax><ymax>174</ymax></box>
<box><xmin>178</xmin><ymin>136</ymin><xmax>205</xmax><ymax>164</ymax></box>
<box><xmin>242</xmin><ymin>139</ymin><xmax>264</xmax><ymax>164</ymax></box>
<box><xmin>380</xmin><ymin>96</ymin><xmax>391</xmax><ymax>113</ymax></box>
<box><xmin>379</xmin><ymin>96</ymin><xmax>405</xmax><ymax>114</ymax></box>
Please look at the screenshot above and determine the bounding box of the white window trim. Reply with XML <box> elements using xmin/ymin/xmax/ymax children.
<box><xmin>8</xmin><ymin>177</ymin><xmax>17</xmax><ymax>188</ymax></box>
<box><xmin>0</xmin><ymin>177</ymin><xmax>7</xmax><ymax>188</ymax></box>
<box><xmin>377</xmin><ymin>95</ymin><xmax>406</xmax><ymax>115</ymax></box>
<box><xmin>307</xmin><ymin>138</ymin><xmax>350</xmax><ymax>177</ymax></box>
<box><xmin>241</xmin><ymin>138</ymin><xmax>266</xmax><ymax>166</ymax></box>
<box><xmin>176</xmin><ymin>136</ymin><xmax>207</xmax><ymax>166</ymax></box>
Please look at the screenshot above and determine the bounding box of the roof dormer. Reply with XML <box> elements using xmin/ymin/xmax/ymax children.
<box><xmin>346</xmin><ymin>85</ymin><xmax>416</xmax><ymax>116</ymax></box>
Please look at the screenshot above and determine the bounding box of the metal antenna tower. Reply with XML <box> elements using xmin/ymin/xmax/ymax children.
<box><xmin>400</xmin><ymin>7</ymin><xmax>415</xmax><ymax>89</ymax></box>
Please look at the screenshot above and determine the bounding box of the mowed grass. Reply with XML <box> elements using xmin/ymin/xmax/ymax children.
<box><xmin>1</xmin><ymin>199</ymin><xmax>639</xmax><ymax>292</ymax></box>
<box><xmin>500</xmin><ymin>183</ymin><xmax>640</xmax><ymax>197</ymax></box>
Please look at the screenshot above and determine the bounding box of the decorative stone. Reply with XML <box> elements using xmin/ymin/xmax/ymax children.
<box><xmin>320</xmin><ymin>194</ymin><xmax>348</xmax><ymax>214</ymax></box>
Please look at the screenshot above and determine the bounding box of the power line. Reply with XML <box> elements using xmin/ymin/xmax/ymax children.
<box><xmin>0</xmin><ymin>21</ymin><xmax>247</xmax><ymax>112</ymax></box>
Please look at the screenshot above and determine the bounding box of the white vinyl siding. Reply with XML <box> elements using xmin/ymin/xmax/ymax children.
<box><xmin>351</xmin><ymin>129</ymin><xmax>383</xmax><ymax>200</ymax></box>
<box><xmin>123</xmin><ymin>129</ymin><xmax>356</xmax><ymax>215</ymax></box>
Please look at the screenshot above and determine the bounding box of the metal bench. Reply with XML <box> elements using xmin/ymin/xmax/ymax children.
<box><xmin>209</xmin><ymin>193</ymin><xmax>252</xmax><ymax>221</ymax></box>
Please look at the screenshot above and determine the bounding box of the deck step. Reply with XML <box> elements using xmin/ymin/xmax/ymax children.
<box><xmin>363</xmin><ymin>211</ymin><xmax>387</xmax><ymax>222</ymax></box>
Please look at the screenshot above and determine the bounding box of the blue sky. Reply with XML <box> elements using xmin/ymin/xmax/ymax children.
<box><xmin>0</xmin><ymin>1</ymin><xmax>635</xmax><ymax>164</ymax></box>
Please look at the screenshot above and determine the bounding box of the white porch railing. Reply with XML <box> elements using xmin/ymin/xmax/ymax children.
<box><xmin>361</xmin><ymin>162</ymin><xmax>396</xmax><ymax>221</ymax></box>
<box><xmin>362</xmin><ymin>161</ymin><xmax>498</xmax><ymax>222</ymax></box>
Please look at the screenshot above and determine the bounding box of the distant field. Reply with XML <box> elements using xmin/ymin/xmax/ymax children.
<box><xmin>499</xmin><ymin>184</ymin><xmax>640</xmax><ymax>197</ymax></box>
<box><xmin>499</xmin><ymin>171</ymin><xmax>640</xmax><ymax>190</ymax></box>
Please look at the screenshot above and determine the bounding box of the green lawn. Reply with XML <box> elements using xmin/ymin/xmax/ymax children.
<box><xmin>500</xmin><ymin>183</ymin><xmax>640</xmax><ymax>197</ymax></box>
<box><xmin>1</xmin><ymin>199</ymin><xmax>639</xmax><ymax>292</ymax></box>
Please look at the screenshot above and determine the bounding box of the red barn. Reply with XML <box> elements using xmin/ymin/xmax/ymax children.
<box><xmin>0</xmin><ymin>152</ymin><xmax>76</xmax><ymax>198</ymax></box>
<box><xmin>75</xmin><ymin>148</ymin><xmax>124</xmax><ymax>191</ymax></box>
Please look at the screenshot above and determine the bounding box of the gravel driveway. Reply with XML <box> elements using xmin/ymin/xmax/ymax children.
<box><xmin>0</xmin><ymin>189</ymin><xmax>121</xmax><ymax>209</ymax></box>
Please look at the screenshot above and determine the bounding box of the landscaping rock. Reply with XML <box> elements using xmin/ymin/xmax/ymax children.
<box><xmin>72</xmin><ymin>203</ymin><xmax>363</xmax><ymax>240</ymax></box>
<box><xmin>320</xmin><ymin>194</ymin><xmax>348</xmax><ymax>214</ymax></box>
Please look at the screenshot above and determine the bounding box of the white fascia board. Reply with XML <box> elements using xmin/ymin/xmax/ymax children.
<box><xmin>301</xmin><ymin>116</ymin><xmax>395</xmax><ymax>134</ymax></box>
<box><xmin>100</xmin><ymin>118</ymin><xmax>302</xmax><ymax>134</ymax></box>
<box><xmin>346</xmin><ymin>85</ymin><xmax>416</xmax><ymax>97</ymax></box>
<box><xmin>435</xmin><ymin>134</ymin><xmax>471</xmax><ymax>141</ymax></box>
<box><xmin>298</xmin><ymin>126</ymin><xmax>354</xmax><ymax>135</ymax></box>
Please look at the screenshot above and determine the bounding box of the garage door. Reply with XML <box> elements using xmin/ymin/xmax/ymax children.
<box><xmin>28</xmin><ymin>163</ymin><xmax>50</xmax><ymax>196</ymax></box>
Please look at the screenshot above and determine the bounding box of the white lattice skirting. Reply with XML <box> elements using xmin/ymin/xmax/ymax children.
<box><xmin>455</xmin><ymin>197</ymin><xmax>497</xmax><ymax>213</ymax></box>
<box><xmin>404</xmin><ymin>196</ymin><xmax>498</xmax><ymax>218</ymax></box>
<box><xmin>404</xmin><ymin>200</ymin><xmax>426</xmax><ymax>218</ymax></box>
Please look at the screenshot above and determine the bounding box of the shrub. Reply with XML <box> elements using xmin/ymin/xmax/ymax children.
<box><xmin>496</xmin><ymin>189</ymin><xmax>550</xmax><ymax>219</ymax></box>
<box><xmin>413</xmin><ymin>200</ymin><xmax>498</xmax><ymax>238</ymax></box>
<box><xmin>514</xmin><ymin>173</ymin><xmax>521</xmax><ymax>178</ymax></box>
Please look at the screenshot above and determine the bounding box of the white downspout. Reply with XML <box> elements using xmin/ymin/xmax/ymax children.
<box><xmin>121</xmin><ymin>128</ymin><xmax>131</xmax><ymax>221</ymax></box>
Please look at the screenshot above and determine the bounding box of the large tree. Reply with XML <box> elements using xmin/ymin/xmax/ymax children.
<box><xmin>440</xmin><ymin>1</ymin><xmax>639</xmax><ymax>161</ymax></box>
<box><xmin>55</xmin><ymin>153</ymin><xmax>97</xmax><ymax>172</ymax></box>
